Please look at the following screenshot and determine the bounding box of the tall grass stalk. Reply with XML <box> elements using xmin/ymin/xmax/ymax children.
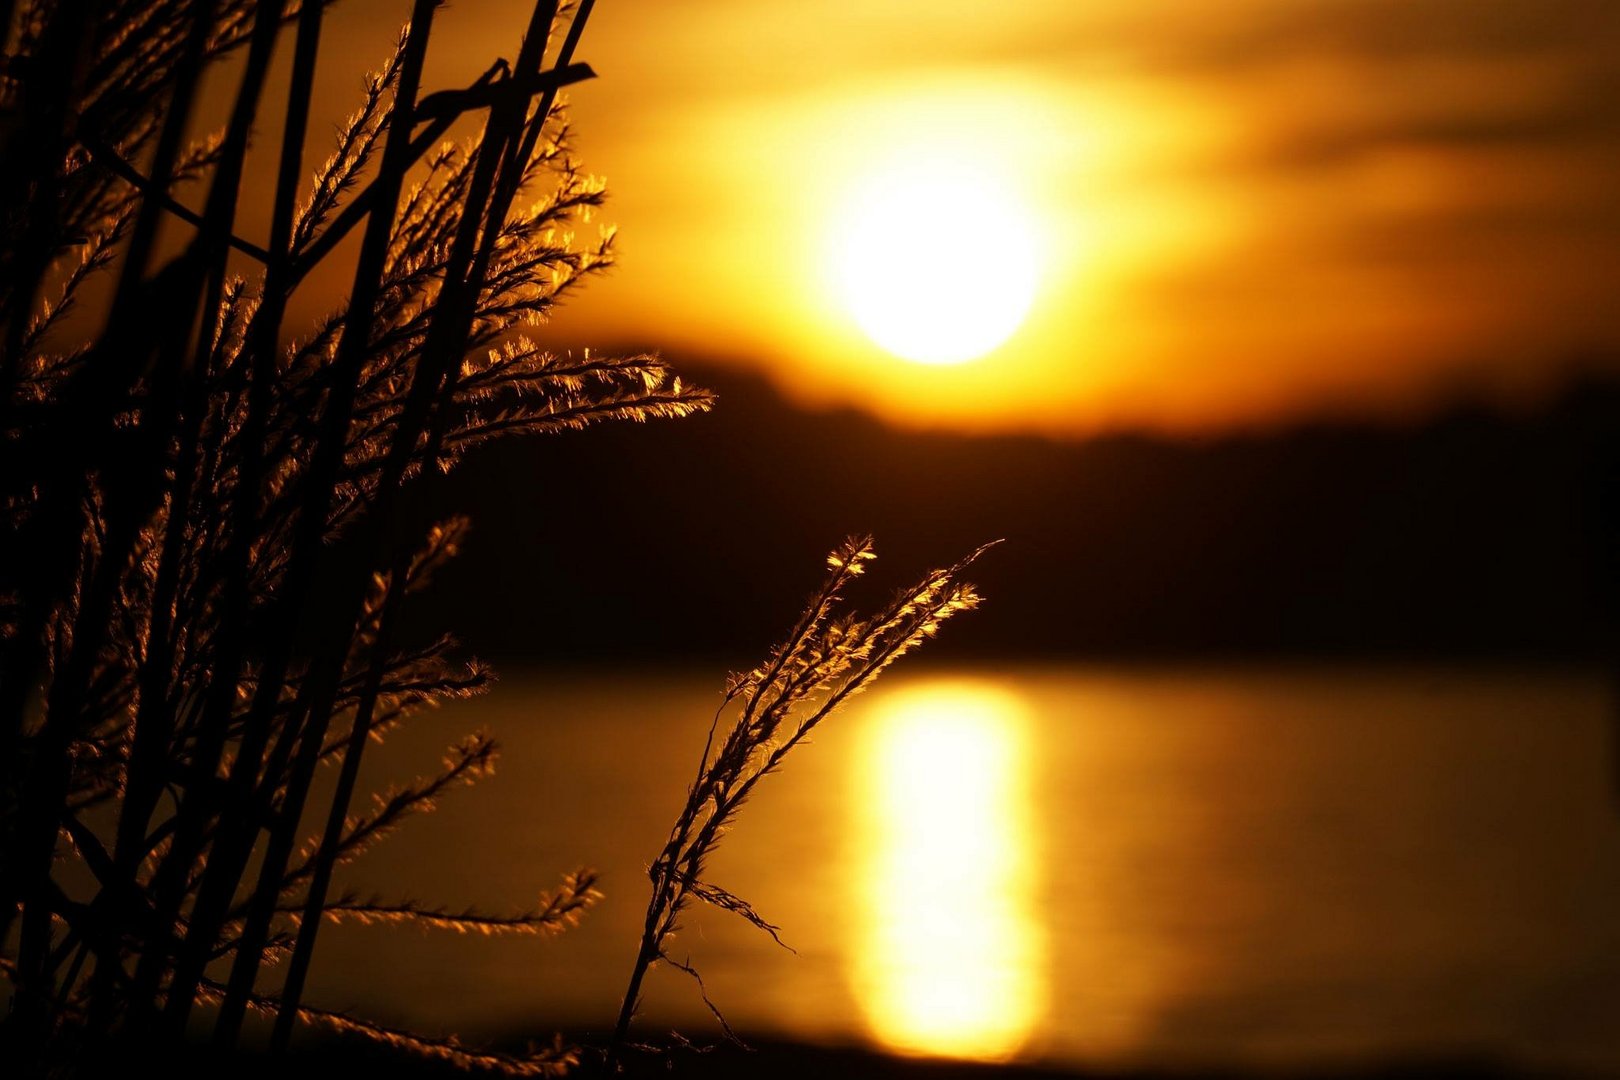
<box><xmin>2</xmin><ymin>0</ymin><xmax>990</xmax><ymax>1072</ymax></box>
<box><xmin>1</xmin><ymin>0</ymin><xmax>713</xmax><ymax>1072</ymax></box>
<box><xmin>605</xmin><ymin>536</ymin><xmax>992</xmax><ymax>1070</ymax></box>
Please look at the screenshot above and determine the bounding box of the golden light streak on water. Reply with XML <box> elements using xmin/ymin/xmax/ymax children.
<box><xmin>851</xmin><ymin>682</ymin><xmax>1046</xmax><ymax>1061</ymax></box>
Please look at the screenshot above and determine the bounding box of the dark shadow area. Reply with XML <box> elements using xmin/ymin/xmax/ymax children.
<box><xmin>400</xmin><ymin>359</ymin><xmax>1620</xmax><ymax>668</ymax></box>
<box><xmin>89</xmin><ymin>1030</ymin><xmax>1558</xmax><ymax>1080</ymax></box>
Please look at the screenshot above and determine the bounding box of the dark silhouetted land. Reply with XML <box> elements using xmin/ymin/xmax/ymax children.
<box><xmin>402</xmin><ymin>360</ymin><xmax>1618</xmax><ymax>667</ymax></box>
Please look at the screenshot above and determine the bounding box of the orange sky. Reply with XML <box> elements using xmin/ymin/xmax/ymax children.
<box><xmin>313</xmin><ymin>0</ymin><xmax>1620</xmax><ymax>435</ymax></box>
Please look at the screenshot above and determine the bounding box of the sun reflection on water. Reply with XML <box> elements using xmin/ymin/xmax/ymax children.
<box><xmin>851</xmin><ymin>682</ymin><xmax>1046</xmax><ymax>1061</ymax></box>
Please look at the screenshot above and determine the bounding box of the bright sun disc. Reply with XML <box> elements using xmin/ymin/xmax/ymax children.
<box><xmin>833</xmin><ymin>161</ymin><xmax>1040</xmax><ymax>365</ymax></box>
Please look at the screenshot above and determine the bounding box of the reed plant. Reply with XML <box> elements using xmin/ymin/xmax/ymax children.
<box><xmin>0</xmin><ymin>0</ymin><xmax>986</xmax><ymax>1073</ymax></box>
<box><xmin>605</xmin><ymin>537</ymin><xmax>991</xmax><ymax>1070</ymax></box>
<box><xmin>0</xmin><ymin>0</ymin><xmax>710</xmax><ymax>1071</ymax></box>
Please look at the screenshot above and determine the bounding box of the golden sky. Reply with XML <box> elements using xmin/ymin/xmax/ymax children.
<box><xmin>331</xmin><ymin>0</ymin><xmax>1620</xmax><ymax>434</ymax></box>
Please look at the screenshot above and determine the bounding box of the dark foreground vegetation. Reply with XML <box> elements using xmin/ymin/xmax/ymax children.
<box><xmin>0</xmin><ymin>0</ymin><xmax>688</xmax><ymax>1069</ymax></box>
<box><xmin>0</xmin><ymin>0</ymin><xmax>990</xmax><ymax>1073</ymax></box>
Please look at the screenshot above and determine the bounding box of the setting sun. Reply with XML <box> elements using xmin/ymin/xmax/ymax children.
<box><xmin>831</xmin><ymin>159</ymin><xmax>1041</xmax><ymax>365</ymax></box>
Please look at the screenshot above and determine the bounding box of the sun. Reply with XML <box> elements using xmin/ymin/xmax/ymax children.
<box><xmin>831</xmin><ymin>159</ymin><xmax>1041</xmax><ymax>366</ymax></box>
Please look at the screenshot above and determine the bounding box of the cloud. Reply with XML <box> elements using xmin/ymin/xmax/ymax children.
<box><xmin>1145</xmin><ymin>0</ymin><xmax>1620</xmax><ymax>71</ymax></box>
<box><xmin>541</xmin><ymin>0</ymin><xmax>1620</xmax><ymax>430</ymax></box>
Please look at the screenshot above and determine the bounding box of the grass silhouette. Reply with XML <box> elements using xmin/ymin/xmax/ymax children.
<box><xmin>0</xmin><ymin>0</ymin><xmax>985</xmax><ymax>1074</ymax></box>
<box><xmin>607</xmin><ymin>537</ymin><xmax>992</xmax><ymax>1069</ymax></box>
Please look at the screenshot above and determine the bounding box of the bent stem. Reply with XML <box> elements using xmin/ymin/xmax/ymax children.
<box><xmin>603</xmin><ymin>536</ymin><xmax>993</xmax><ymax>1071</ymax></box>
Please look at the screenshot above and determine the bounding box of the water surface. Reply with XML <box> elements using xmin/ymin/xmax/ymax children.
<box><xmin>306</xmin><ymin>665</ymin><xmax>1620</xmax><ymax>1072</ymax></box>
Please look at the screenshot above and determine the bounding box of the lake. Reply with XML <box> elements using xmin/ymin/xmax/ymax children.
<box><xmin>303</xmin><ymin>665</ymin><xmax>1620</xmax><ymax>1073</ymax></box>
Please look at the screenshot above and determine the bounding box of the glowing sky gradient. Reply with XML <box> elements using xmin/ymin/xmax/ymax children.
<box><xmin>306</xmin><ymin>0</ymin><xmax>1620</xmax><ymax>433</ymax></box>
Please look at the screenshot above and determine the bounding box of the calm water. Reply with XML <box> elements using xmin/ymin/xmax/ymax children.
<box><xmin>306</xmin><ymin>666</ymin><xmax>1620</xmax><ymax>1072</ymax></box>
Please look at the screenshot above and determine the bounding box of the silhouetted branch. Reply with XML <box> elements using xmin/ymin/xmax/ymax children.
<box><xmin>606</xmin><ymin>539</ymin><xmax>990</xmax><ymax>1066</ymax></box>
<box><xmin>287</xmin><ymin>870</ymin><xmax>602</xmax><ymax>936</ymax></box>
<box><xmin>76</xmin><ymin>133</ymin><xmax>273</xmax><ymax>262</ymax></box>
<box><xmin>0</xmin><ymin>0</ymin><xmax>697</xmax><ymax>1070</ymax></box>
